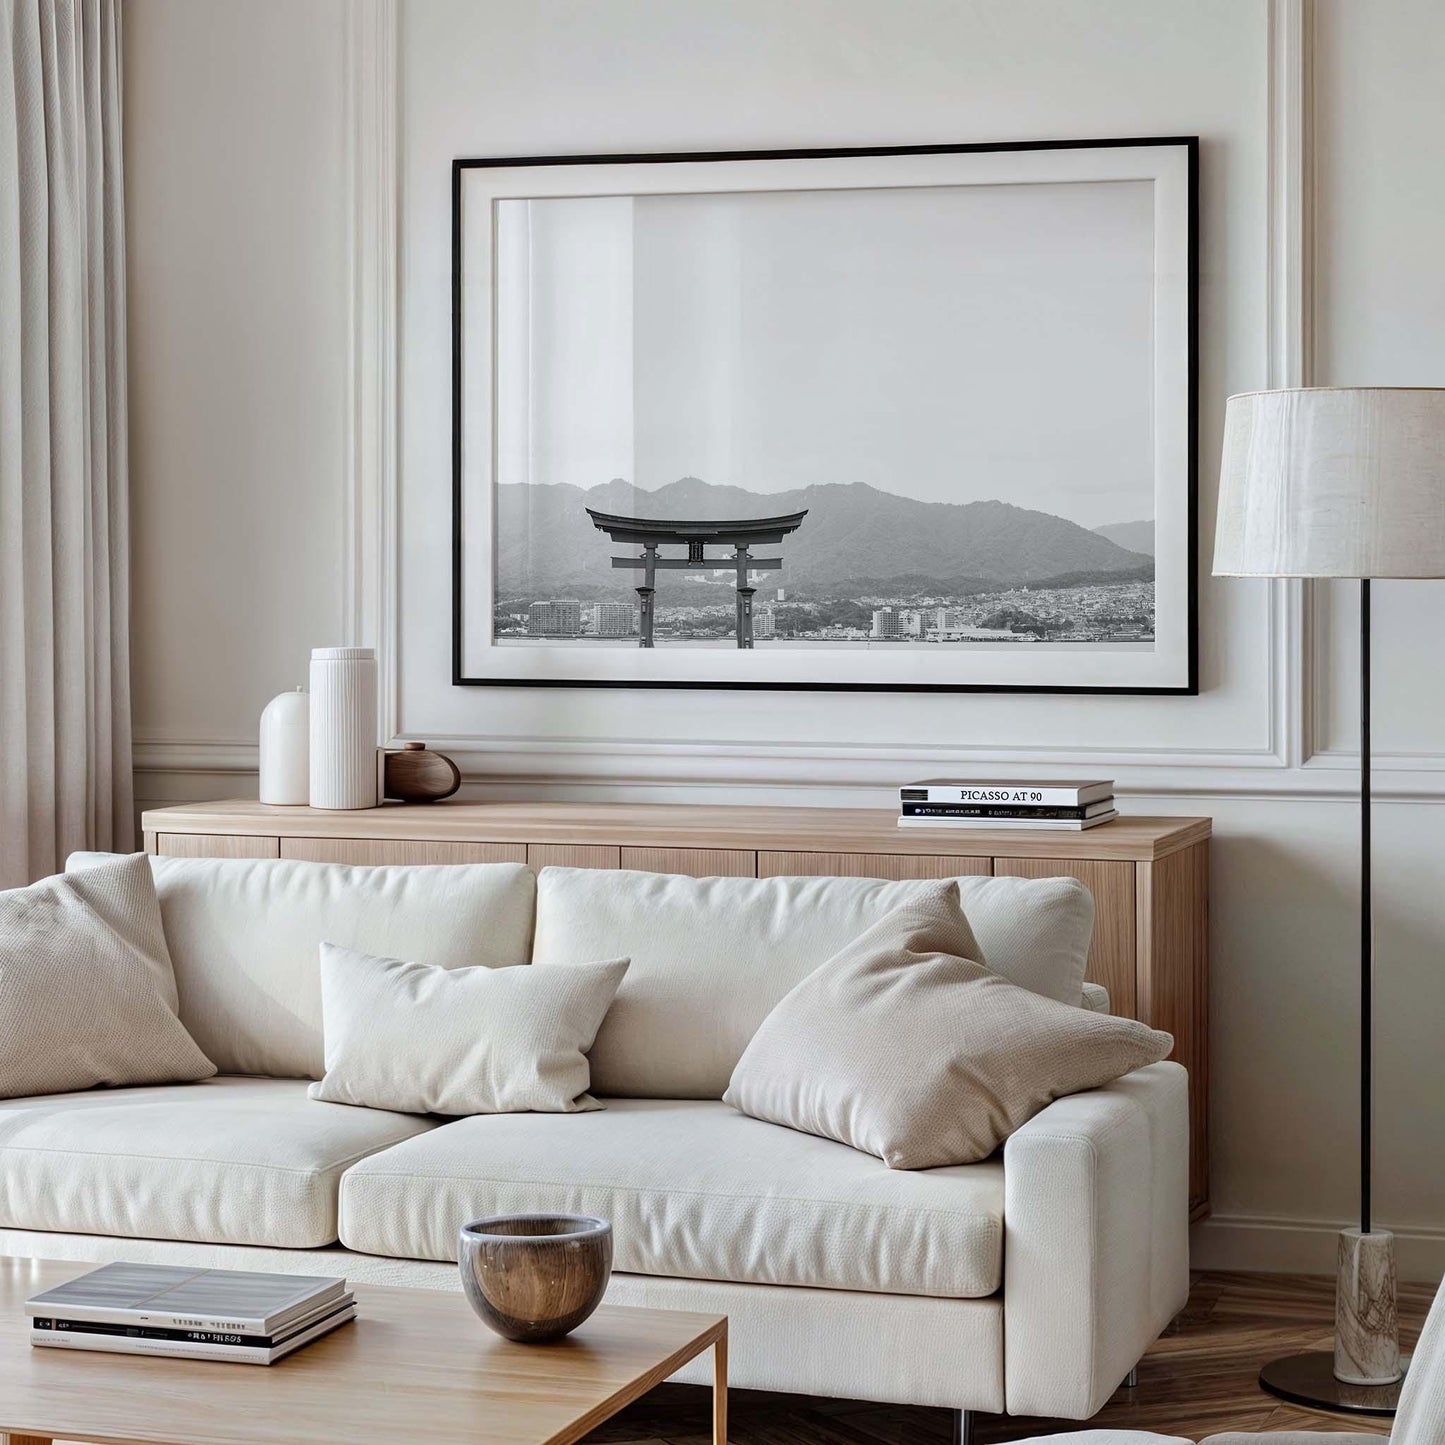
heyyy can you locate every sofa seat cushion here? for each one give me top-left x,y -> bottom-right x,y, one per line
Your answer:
0,1076 -> 437,1248
339,1098 -> 1003,1298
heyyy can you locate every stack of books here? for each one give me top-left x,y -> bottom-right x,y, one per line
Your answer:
28,1262 -> 355,1365
898,778 -> 1118,831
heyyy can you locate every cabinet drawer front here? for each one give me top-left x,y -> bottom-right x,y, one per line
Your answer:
758,851 -> 990,880
619,847 -> 755,878
280,838 -> 527,866
993,857 -> 1136,1016
527,844 -> 621,871
155,833 -> 279,859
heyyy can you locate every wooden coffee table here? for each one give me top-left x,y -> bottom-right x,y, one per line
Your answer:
0,1257 -> 727,1445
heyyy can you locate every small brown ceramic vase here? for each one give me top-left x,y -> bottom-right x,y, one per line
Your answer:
382,741 -> 461,802
458,1214 -> 612,1343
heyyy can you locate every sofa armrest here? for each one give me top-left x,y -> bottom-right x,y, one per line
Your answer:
1003,1060 -> 1191,1419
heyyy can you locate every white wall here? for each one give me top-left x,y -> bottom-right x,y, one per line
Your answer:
126,0 -> 1445,1276
125,0 -> 350,799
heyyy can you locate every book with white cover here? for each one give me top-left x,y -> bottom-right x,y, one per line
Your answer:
901,800 -> 1116,822
901,779 -> 1114,807
26,1262 -> 346,1335
898,810 -> 1119,832
31,1302 -> 356,1365
32,1292 -> 354,1349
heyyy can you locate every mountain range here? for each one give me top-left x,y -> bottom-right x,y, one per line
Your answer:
496,478 -> 1152,598
1092,519 -> 1155,556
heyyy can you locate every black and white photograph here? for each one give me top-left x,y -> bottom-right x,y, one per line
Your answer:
455,141 -> 1196,691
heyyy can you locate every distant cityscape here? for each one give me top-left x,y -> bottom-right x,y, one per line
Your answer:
497,577 -> 1154,646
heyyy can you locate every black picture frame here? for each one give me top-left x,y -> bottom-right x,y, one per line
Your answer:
453,137 -> 1198,695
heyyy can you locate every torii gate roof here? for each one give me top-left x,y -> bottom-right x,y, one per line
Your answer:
585,509 -> 808,547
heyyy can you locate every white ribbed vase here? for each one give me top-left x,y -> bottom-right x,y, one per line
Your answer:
308,647 -> 378,810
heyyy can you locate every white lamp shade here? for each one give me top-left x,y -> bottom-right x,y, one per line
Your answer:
1214,388 -> 1445,578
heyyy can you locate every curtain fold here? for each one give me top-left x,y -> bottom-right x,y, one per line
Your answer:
1,0 -> 132,888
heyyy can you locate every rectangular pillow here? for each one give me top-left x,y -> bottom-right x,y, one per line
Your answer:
531,867 -> 1093,1098
67,854 -> 536,1080
724,881 -> 1173,1168
309,944 -> 627,1115
0,855 -> 215,1098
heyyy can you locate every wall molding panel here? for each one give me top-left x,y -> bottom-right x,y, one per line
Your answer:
343,0 -> 400,743
141,0 -> 1338,803
123,0 -> 1435,809
132,733 -> 1445,804
1265,0 -> 1315,772
135,0 -> 1445,806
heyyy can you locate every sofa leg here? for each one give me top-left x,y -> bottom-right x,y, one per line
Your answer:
950,1409 -> 973,1445
1124,1366 -> 1139,1389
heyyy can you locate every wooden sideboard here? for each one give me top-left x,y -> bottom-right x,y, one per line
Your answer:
142,799 -> 1211,1218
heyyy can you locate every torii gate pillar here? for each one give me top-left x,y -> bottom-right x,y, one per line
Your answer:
733,545 -> 756,649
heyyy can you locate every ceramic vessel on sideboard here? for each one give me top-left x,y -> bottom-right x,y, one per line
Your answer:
308,647 -> 377,810
258,688 -> 310,805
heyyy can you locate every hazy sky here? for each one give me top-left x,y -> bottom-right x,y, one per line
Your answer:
497,179 -> 1156,530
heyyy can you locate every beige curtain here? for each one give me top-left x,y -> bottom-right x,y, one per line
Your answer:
1,0 -> 132,888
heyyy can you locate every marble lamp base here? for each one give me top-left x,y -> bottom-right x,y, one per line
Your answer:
1259,1229 -> 1405,1416
1336,1229 -> 1403,1386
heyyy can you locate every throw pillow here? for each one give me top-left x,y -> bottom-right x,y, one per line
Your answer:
308,943 -> 628,1115
0,854 -> 217,1099
723,881 -> 1172,1168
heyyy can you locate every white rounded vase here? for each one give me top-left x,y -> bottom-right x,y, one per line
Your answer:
258,687 -> 310,805
309,646 -> 378,810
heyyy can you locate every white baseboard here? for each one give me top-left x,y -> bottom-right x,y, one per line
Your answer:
1192,1213 -> 1445,1282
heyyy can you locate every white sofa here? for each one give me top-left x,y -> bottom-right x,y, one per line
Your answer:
0,854 -> 1190,1427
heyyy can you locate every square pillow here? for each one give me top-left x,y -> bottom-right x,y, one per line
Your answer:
0,854 -> 216,1099
308,943 -> 628,1115
723,881 -> 1172,1169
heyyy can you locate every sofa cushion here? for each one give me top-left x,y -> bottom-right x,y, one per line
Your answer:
338,1097 -> 1003,1298
725,882 -> 1172,1168
309,944 -> 628,1115
0,1076 -> 436,1247
68,853 -> 536,1079
532,867 -> 1094,1097
0,854 -> 216,1098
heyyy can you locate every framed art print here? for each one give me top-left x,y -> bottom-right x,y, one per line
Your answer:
454,138 -> 1197,693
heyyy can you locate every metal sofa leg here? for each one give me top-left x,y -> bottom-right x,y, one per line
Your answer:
1124,1366 -> 1139,1388
951,1409 -> 973,1445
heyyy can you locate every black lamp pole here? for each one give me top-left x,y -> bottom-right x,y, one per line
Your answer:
1258,576 -> 1403,1416
1360,578 -> 1372,1238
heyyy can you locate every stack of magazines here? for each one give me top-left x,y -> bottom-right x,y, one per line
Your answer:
898,778 -> 1118,831
28,1262 -> 355,1365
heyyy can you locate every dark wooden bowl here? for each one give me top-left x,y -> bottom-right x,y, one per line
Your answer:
458,1214 -> 613,1343
383,742 -> 461,802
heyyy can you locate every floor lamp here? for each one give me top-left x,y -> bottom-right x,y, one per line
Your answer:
1214,387 -> 1445,1415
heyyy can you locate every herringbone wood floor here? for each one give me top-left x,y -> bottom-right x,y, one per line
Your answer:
584,1271 -> 1435,1444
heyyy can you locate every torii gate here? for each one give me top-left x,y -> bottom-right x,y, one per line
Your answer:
585,508 -> 808,648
